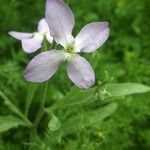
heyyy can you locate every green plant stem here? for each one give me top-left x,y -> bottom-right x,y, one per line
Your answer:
42,36 -> 47,51
0,90 -> 32,127
25,84 -> 38,117
33,81 -> 48,132
33,36 -> 50,131
32,38 -> 52,140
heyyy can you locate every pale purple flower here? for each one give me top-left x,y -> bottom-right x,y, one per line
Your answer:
24,0 -> 110,89
9,18 -> 53,53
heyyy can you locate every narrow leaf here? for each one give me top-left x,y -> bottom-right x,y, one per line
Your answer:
51,86 -> 96,109
107,83 -> 150,97
0,116 -> 26,133
0,90 -> 32,126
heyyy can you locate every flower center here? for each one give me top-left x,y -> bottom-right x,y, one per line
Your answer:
65,44 -> 75,54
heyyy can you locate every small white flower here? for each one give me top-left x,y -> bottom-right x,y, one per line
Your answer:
9,18 -> 53,53
24,0 -> 110,89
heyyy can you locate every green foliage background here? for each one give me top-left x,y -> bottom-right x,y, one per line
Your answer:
0,0 -> 150,149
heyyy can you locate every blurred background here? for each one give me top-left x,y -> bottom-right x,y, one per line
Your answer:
0,0 -> 150,149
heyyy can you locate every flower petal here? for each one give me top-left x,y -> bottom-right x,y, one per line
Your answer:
24,50 -> 65,82
45,0 -> 75,47
67,55 -> 95,89
8,31 -> 33,40
75,22 -> 110,53
38,18 -> 53,43
21,37 -> 43,53
46,33 -> 53,43
38,18 -> 50,33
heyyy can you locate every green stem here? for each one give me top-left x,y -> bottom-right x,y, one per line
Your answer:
33,36 -> 50,132
32,38 -> 52,140
25,84 -> 38,117
0,90 -> 32,127
42,35 -> 48,51
33,82 -> 48,132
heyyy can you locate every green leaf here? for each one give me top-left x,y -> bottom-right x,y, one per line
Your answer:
61,103 -> 118,135
107,83 -> 150,97
51,86 -> 96,109
0,116 -> 26,133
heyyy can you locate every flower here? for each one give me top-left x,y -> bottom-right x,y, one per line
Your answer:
9,18 -> 53,53
24,0 -> 110,89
